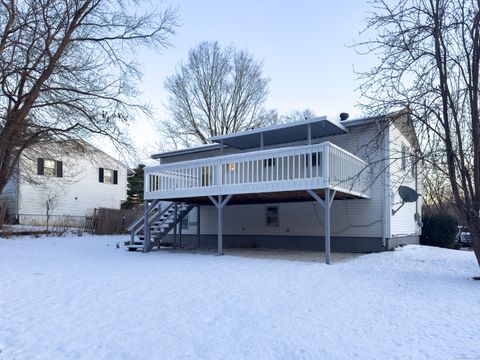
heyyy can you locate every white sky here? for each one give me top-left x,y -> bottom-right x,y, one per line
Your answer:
114,0 -> 377,165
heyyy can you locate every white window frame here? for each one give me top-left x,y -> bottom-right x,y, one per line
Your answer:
44,159 -> 56,177
104,168 -> 114,184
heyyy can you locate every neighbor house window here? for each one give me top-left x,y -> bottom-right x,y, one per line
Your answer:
37,158 -> 63,178
401,144 -> 407,171
266,206 -> 279,227
99,167 -> 118,184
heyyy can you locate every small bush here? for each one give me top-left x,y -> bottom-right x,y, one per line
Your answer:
421,214 -> 458,248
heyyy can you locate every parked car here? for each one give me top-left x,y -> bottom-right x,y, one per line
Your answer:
456,226 -> 472,246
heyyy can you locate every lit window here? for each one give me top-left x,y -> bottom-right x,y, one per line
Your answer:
226,163 -> 236,171
266,206 -> 279,227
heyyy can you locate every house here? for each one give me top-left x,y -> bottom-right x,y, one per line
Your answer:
130,111 -> 422,263
0,140 -> 128,226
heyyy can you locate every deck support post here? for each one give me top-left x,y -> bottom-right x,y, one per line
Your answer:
173,202 -> 178,249
197,204 -> 201,248
143,201 -> 150,253
307,189 -> 336,264
179,214 -> 183,248
208,194 -> 233,256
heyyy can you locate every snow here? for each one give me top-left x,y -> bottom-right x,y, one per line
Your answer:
1,235 -> 479,360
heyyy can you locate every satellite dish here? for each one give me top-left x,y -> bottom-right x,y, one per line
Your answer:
392,186 -> 421,215
399,186 -> 419,203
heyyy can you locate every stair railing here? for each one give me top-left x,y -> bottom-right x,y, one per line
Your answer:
128,199 -> 162,244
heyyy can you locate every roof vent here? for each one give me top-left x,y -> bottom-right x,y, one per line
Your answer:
340,112 -> 349,121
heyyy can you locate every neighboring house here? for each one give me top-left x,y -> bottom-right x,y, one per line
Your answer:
131,111 -> 422,262
0,140 -> 128,226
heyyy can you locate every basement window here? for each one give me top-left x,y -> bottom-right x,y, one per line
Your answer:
266,206 -> 279,227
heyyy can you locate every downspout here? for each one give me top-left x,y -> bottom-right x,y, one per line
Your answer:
382,126 -> 390,248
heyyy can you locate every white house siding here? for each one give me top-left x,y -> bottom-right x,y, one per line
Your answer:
388,123 -> 422,238
178,122 -> 389,242
18,146 -> 127,226
0,170 -> 18,219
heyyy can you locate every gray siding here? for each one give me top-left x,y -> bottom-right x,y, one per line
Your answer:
158,118 -> 422,251
163,234 -> 385,253
178,123 -> 389,241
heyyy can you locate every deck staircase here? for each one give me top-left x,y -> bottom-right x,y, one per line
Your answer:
125,200 -> 194,252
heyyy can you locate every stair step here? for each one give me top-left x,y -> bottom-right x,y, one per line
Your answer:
126,202 -> 195,254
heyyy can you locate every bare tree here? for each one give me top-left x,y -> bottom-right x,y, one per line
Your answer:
42,185 -> 63,232
356,0 -> 480,267
0,0 -> 178,194
159,41 -> 276,148
280,109 -> 316,123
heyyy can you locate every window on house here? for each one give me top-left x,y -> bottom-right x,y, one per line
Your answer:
37,158 -> 63,178
226,163 -> 236,172
181,216 -> 189,230
44,159 -> 55,176
401,144 -> 407,171
266,206 -> 279,227
306,152 -> 321,167
263,158 -> 276,167
411,154 -> 417,178
104,169 -> 113,183
99,167 -> 118,184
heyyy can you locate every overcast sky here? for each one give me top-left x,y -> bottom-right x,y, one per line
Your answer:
125,0 -> 376,164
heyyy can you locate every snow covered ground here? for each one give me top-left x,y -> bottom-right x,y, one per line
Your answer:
0,234 -> 479,360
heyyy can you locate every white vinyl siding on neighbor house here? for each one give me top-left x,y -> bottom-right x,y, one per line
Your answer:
176,123 -> 389,239
17,146 -> 127,225
389,124 -> 422,237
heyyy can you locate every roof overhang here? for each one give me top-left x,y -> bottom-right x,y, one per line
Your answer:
151,143 -> 222,160
209,117 -> 348,149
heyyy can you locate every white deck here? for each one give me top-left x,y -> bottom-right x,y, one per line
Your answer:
144,141 -> 370,201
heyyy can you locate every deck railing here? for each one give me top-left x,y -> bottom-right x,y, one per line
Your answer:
144,141 -> 369,200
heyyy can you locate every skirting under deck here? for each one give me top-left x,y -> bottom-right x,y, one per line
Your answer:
160,234 -> 419,253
